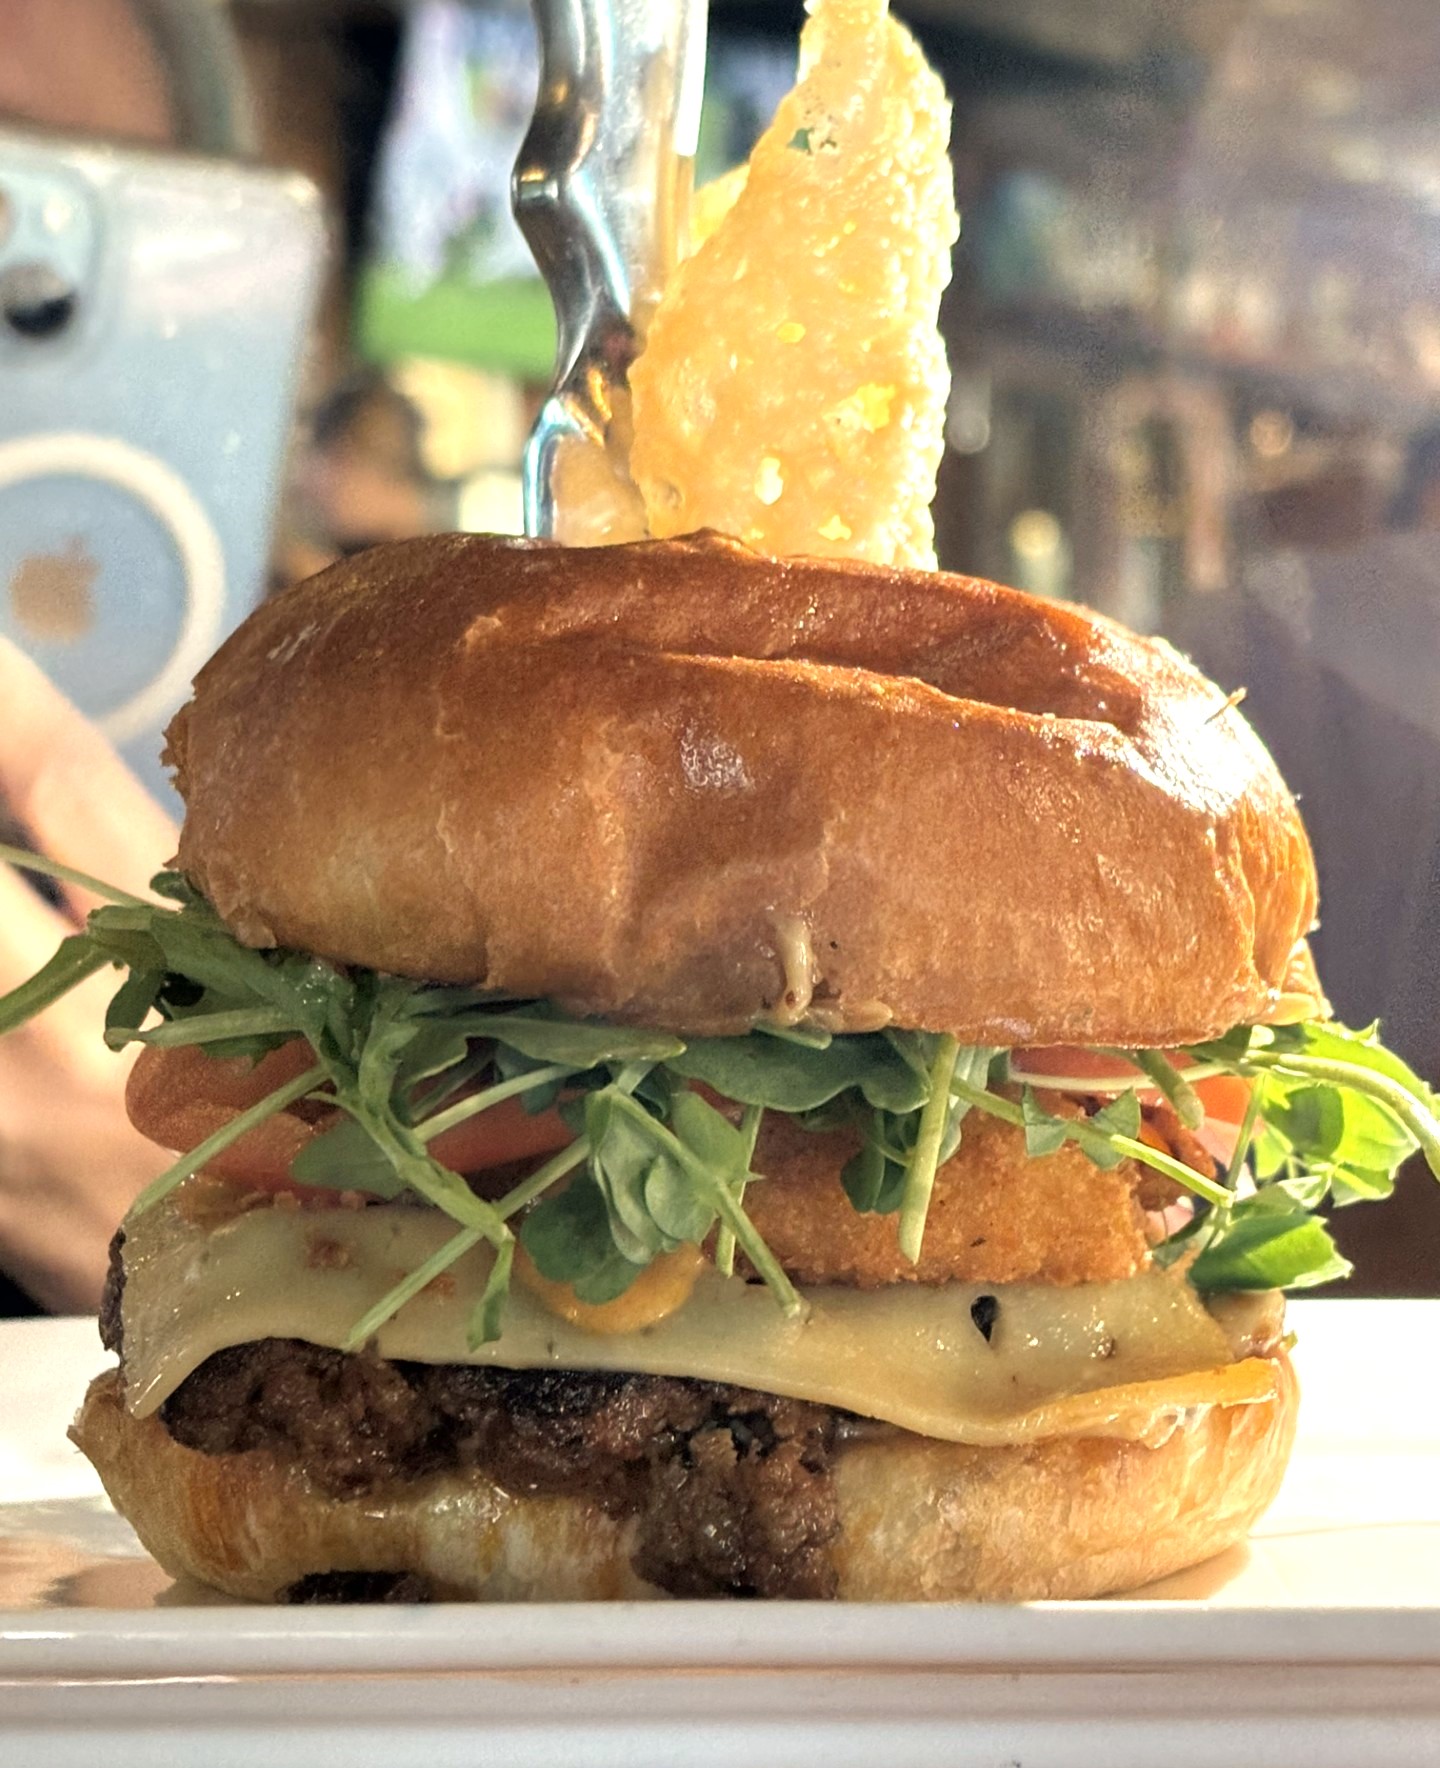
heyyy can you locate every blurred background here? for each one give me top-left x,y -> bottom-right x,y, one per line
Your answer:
2,0 -> 1438,1292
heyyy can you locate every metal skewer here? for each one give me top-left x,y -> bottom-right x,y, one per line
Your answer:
514,0 -> 707,542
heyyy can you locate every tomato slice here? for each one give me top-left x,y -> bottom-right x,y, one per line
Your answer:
1190,1072 -> 1252,1126
426,1095 -> 573,1172
1010,1046 -> 1175,1090
1013,1048 -> 1253,1168
1188,1073 -> 1253,1167
125,1040 -> 335,1191
1012,1048 -> 1250,1107
126,1040 -> 571,1196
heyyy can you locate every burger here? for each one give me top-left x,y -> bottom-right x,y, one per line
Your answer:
7,528 -> 1433,1601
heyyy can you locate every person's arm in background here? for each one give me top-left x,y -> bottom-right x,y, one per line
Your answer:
0,0 -> 172,143
0,638 -> 177,1312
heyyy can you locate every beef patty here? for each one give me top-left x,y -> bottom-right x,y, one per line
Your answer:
102,1225 -> 857,1598
157,1341 -> 846,1599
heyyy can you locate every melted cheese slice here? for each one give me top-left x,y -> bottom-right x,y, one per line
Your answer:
118,1198 -> 1278,1445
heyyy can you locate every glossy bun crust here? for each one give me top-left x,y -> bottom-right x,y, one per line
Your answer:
74,1355 -> 1296,1602
167,533 -> 1318,1044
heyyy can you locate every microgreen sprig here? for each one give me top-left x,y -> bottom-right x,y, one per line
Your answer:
898,1035 -> 960,1262
948,1077 -> 1232,1206
3,840 -> 1438,1333
0,842 -> 155,910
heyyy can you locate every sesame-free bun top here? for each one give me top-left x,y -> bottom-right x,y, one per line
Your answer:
166,532 -> 1319,1044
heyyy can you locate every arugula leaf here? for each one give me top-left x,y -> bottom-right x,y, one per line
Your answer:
593,1089 -> 800,1314
952,1044 -> 1001,1094
841,1133 -> 892,1213
119,1008 -> 296,1051
0,934 -> 109,1034
521,1169 -> 648,1303
490,1040 -> 572,1113
655,1089 -> 759,1243
571,1251 -> 651,1306
93,901 -> 335,1044
148,870 -> 196,905
884,1028 -> 943,1081
1022,1088 -> 1138,1168
1020,1088 -> 1071,1158
1329,1166 -> 1397,1206
8,838 -> 1440,1328
644,1157 -> 716,1245
586,1089 -> 678,1261
669,1090 -> 751,1185
670,1031 -> 928,1113
1270,1020 -> 1432,1092
1265,1165 -> 1333,1210
289,1116 -> 406,1198
1074,1092 -> 1143,1170
627,1063 -> 677,1119
1256,1082 -> 1345,1166
104,967 -> 165,1047
983,1082 -> 1230,1204
580,1087 -> 758,1267
467,1009 -> 684,1069
1189,1199 -> 1352,1291
1195,1021 -> 1440,1179
390,1020 -> 476,1092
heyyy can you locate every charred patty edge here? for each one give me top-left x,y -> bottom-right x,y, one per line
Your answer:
150,1337 -> 854,1600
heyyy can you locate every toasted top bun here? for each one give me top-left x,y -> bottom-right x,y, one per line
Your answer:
166,533 -> 1318,1043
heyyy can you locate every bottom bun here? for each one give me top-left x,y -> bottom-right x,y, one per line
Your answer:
73,1355 -> 1297,1602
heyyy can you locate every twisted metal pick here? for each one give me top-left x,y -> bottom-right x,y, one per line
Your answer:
514,0 -> 706,542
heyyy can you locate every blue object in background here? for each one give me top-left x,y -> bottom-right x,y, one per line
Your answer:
0,129 -> 323,806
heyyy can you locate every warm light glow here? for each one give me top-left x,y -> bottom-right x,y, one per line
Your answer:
1250,410 -> 1295,458
1010,508 -> 1063,560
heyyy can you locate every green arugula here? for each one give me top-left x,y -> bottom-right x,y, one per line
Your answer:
667,1030 -> 930,1113
3,842 -> 1439,1343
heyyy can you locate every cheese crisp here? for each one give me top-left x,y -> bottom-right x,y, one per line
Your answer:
629,0 -> 959,569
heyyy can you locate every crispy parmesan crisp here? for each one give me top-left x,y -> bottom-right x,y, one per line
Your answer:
628,0 -> 958,569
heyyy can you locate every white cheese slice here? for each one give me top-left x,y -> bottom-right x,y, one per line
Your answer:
117,1196 -> 1277,1444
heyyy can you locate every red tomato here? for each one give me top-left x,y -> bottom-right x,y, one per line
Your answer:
1011,1047 -> 1173,1089
427,1094 -> 573,1171
126,1040 -> 571,1196
1013,1049 -> 1250,1110
1189,1073 -> 1253,1167
1191,1073 -> 1252,1126
126,1040 -> 334,1191
1014,1048 -> 1253,1167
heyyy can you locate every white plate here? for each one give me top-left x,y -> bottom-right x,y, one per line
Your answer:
4,1303 -> 1440,1766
